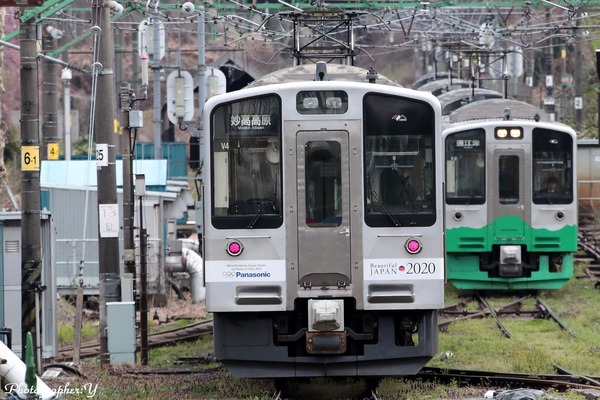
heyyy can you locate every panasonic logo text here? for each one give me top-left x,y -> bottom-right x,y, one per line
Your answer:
236,271 -> 271,278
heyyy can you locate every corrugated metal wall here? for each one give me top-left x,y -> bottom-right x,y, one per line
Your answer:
47,186 -> 165,297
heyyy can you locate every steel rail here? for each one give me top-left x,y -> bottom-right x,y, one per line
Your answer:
53,319 -> 213,362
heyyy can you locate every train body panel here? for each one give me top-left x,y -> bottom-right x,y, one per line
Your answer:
203,67 -> 445,378
576,141 -> 600,220
444,117 -> 577,291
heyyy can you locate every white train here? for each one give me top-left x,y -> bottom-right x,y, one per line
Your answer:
202,62 -> 445,379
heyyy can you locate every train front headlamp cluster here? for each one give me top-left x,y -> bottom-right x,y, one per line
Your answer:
495,127 -> 523,139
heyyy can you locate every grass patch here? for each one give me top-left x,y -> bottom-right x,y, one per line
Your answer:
147,334 -> 213,366
57,321 -> 98,346
50,263 -> 598,399
432,262 -> 600,377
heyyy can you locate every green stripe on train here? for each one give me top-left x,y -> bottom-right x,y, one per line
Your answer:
446,216 -> 577,290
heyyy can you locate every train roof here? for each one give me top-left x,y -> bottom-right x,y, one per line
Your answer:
437,88 -> 504,115
446,98 -> 550,123
246,64 -> 401,88
412,72 -> 459,89
418,78 -> 472,96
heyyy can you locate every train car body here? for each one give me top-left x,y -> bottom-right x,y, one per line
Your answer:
202,63 -> 445,378
443,99 -> 578,291
576,139 -> 600,222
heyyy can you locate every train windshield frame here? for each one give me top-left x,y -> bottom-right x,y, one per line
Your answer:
209,94 -> 283,229
444,129 -> 486,205
532,128 -> 574,205
363,93 -> 437,227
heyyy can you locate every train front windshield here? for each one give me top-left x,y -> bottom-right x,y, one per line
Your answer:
363,94 -> 437,227
210,95 -> 283,229
532,128 -> 574,205
445,129 -> 486,205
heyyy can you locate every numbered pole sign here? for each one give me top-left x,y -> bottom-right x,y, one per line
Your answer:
96,143 -> 109,167
48,143 -> 60,160
21,146 -> 40,171
99,204 -> 120,238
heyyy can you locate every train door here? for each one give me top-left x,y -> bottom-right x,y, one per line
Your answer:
296,131 -> 351,287
491,149 -> 526,239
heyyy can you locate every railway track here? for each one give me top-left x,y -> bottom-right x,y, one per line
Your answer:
577,227 -> 600,286
415,366 -> 600,393
53,319 -> 213,363
439,294 -> 577,339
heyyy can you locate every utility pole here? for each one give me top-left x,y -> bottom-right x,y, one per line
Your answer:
42,26 -> 60,160
544,10 -> 555,122
194,8 -> 206,175
20,15 -> 42,373
151,18 -> 163,160
121,82 -> 136,297
137,175 -> 148,365
574,13 -> 583,133
62,68 -> 72,160
94,0 -> 121,365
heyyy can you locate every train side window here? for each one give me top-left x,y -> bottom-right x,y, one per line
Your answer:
445,129 -> 486,205
210,95 -> 283,229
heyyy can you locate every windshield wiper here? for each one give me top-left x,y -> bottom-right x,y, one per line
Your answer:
367,183 -> 401,227
247,198 -> 277,229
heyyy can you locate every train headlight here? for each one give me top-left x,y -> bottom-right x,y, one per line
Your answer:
509,128 -> 523,138
495,127 -> 523,139
405,238 -> 422,254
226,240 -> 244,256
303,97 -> 319,109
496,128 -> 508,138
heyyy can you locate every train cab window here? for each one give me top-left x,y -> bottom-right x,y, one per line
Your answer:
305,141 -> 342,227
363,94 -> 436,227
532,128 -> 574,205
210,95 -> 283,229
445,129 -> 485,205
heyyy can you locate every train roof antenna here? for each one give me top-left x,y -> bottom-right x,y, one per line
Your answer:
367,67 -> 378,83
315,61 -> 328,81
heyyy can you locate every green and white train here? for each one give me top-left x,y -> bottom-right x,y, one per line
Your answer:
442,98 -> 578,291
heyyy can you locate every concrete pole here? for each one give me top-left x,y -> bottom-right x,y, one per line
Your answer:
42,29 -> 60,160
195,8 -> 206,173
152,18 -> 162,160
544,10 -> 555,121
62,68 -> 72,160
120,82 -> 136,320
94,0 -> 121,365
19,16 -> 42,373
574,14 -> 582,133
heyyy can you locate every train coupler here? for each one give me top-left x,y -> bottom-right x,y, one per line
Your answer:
305,299 -> 346,354
306,331 -> 347,354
